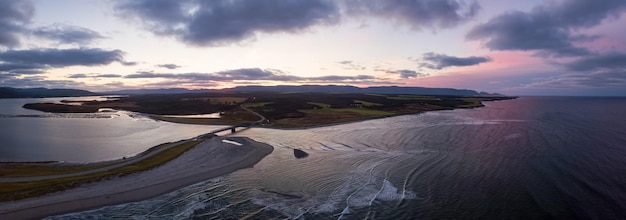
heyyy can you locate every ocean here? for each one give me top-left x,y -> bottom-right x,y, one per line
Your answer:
35,96 -> 626,219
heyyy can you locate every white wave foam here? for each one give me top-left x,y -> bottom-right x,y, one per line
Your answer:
250,176 -> 417,218
504,133 -> 523,140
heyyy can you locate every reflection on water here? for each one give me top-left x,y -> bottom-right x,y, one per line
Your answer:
0,97 -> 222,162
36,97 -> 626,218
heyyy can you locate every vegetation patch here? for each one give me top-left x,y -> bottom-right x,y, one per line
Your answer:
387,95 -> 440,101
242,102 -> 273,108
457,98 -> 485,108
353,100 -> 382,107
0,140 -> 201,202
273,108 -> 394,128
307,102 -> 331,108
0,161 -> 121,178
182,97 -> 247,104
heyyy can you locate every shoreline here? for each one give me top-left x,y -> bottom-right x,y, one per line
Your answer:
0,137 -> 273,219
257,104 -> 485,130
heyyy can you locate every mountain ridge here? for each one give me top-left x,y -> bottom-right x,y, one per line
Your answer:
107,85 -> 504,96
0,85 -> 504,98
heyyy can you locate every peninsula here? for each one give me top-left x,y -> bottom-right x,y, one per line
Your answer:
0,137 -> 273,219
22,91 -> 515,128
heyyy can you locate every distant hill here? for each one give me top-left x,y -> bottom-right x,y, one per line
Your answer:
0,87 -> 97,98
2,85 -> 502,98
106,85 -> 503,96
226,85 -> 502,96
105,88 -> 212,95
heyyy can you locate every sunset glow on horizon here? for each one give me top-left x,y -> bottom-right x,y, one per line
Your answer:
1,0 -> 626,96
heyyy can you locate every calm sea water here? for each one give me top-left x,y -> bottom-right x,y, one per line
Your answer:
0,97 -> 221,162
34,97 -> 626,219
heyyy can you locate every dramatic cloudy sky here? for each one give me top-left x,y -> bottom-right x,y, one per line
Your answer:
1,0 -> 626,96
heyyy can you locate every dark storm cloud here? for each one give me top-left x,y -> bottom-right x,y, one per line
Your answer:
115,0 -> 478,46
32,24 -> 104,45
384,69 -> 427,79
0,0 -> 34,47
115,0 -> 340,46
467,0 -> 626,57
419,52 -> 491,69
346,0 -> 480,29
565,52 -> 626,71
0,48 -> 131,67
157,64 -> 181,69
125,68 -> 386,84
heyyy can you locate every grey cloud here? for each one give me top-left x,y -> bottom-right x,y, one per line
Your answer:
7,69 -> 45,75
126,68 -> 298,81
96,74 -> 123,78
121,61 -> 138,66
32,24 -> 104,45
385,69 -> 427,79
306,74 -> 374,81
346,0 -> 480,30
143,79 -> 220,88
0,0 -> 34,47
467,0 -> 626,57
67,73 -> 122,79
157,64 -> 181,69
0,75 -> 86,89
68,73 -> 88,78
0,63 -> 44,72
526,70 -> 626,89
125,71 -> 176,79
216,68 -> 282,79
125,68 -> 386,84
0,48 -> 131,68
337,60 -> 366,71
565,52 -> 626,71
419,52 -> 491,69
115,0 -> 477,46
115,0 -> 340,46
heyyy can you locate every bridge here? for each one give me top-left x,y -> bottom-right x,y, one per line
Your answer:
204,122 -> 253,137
196,106 -> 265,138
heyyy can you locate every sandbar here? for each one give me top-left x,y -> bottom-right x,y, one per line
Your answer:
0,137 -> 273,219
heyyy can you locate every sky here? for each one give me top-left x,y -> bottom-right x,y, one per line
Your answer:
1,0 -> 626,96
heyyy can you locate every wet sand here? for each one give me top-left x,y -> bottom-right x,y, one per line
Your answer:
0,137 -> 273,219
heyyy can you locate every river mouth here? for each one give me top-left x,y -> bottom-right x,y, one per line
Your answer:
0,97 -> 225,163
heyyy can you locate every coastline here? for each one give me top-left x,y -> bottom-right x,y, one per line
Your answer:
259,104 -> 486,130
0,137 -> 273,219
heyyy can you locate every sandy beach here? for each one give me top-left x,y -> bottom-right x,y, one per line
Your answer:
0,137 -> 273,219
